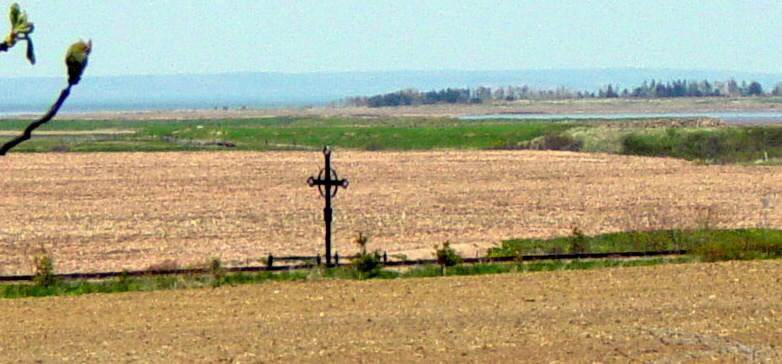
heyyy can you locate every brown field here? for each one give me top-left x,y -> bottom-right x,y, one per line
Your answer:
1,150 -> 781,275
0,260 -> 780,362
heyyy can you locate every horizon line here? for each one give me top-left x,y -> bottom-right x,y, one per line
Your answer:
4,67 -> 782,80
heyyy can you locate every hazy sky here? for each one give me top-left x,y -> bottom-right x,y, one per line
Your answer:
1,0 -> 781,77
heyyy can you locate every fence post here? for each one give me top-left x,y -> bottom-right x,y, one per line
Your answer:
316,254 -> 321,266
383,251 -> 388,265
267,254 -> 274,269
334,252 -> 339,266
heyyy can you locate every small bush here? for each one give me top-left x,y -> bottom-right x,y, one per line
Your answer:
569,226 -> 589,254
32,253 -> 56,287
435,241 -> 463,274
352,232 -> 382,278
542,133 -> 582,151
353,253 -> 382,278
116,270 -> 131,291
208,257 -> 225,286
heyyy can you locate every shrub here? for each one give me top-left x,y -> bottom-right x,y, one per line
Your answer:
32,252 -> 56,287
352,232 -> 382,278
542,133 -> 582,151
353,253 -> 382,278
435,241 -> 463,275
116,270 -> 131,291
208,257 -> 225,286
569,226 -> 589,254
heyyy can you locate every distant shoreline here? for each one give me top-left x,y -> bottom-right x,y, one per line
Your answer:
2,97 -> 782,122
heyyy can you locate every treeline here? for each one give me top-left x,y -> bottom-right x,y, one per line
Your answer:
346,79 -> 782,107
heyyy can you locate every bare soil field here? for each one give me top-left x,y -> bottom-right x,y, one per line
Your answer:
0,260 -> 779,362
1,150 -> 782,275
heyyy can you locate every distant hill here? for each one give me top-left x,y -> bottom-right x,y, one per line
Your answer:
2,68 -> 782,114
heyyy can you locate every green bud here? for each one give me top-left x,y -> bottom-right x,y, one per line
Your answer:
9,3 -> 33,36
65,40 -> 91,85
9,3 -> 19,26
5,3 -> 34,64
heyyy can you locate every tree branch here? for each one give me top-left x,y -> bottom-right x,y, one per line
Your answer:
0,85 -> 72,156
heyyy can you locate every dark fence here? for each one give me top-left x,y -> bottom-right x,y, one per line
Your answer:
0,249 -> 688,282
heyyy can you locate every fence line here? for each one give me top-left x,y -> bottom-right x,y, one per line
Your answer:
0,249 -> 688,282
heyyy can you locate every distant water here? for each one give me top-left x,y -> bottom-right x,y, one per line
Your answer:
0,101 -> 294,117
0,111 -> 36,117
460,111 -> 782,124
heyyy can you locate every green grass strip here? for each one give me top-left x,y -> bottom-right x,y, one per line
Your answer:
0,256 -> 695,299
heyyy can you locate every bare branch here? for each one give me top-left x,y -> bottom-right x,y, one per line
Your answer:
0,85 -> 72,156
1,39 -> 91,156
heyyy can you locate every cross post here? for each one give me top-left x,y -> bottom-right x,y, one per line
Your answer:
307,146 -> 349,267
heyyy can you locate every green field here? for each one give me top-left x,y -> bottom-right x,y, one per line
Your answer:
0,117 -> 575,152
3,116 -> 782,163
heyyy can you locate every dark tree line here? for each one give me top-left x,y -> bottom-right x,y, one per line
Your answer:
346,79 -> 779,108
357,88 -> 475,107
623,79 -> 764,98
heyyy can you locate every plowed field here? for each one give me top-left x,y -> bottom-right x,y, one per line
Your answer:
1,151 -> 781,274
0,260 -> 779,362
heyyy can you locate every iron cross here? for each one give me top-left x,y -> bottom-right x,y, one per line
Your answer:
307,146 -> 349,267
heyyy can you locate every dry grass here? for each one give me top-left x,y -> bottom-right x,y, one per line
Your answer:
1,150 -> 781,274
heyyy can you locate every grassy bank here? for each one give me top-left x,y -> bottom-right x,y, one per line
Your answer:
0,256 -> 691,299
490,228 -> 782,261
4,116 -> 782,163
621,126 -> 782,163
3,228 -> 780,299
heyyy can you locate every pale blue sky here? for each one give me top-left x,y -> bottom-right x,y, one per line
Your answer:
1,0 -> 781,77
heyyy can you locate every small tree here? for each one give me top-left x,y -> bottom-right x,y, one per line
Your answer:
352,232 -> 381,278
208,257 -> 225,287
0,3 -> 91,156
30,246 -> 55,287
747,81 -> 764,97
434,241 -> 462,275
